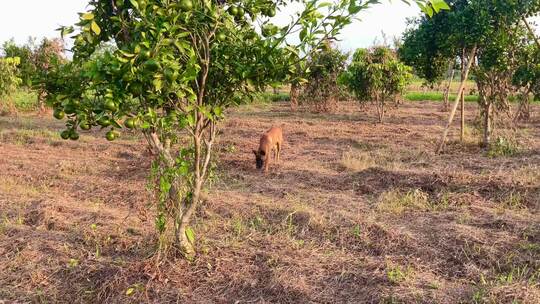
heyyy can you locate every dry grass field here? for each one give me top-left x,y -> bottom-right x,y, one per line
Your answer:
0,101 -> 539,303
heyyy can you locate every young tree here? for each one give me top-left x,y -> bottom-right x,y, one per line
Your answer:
474,23 -> 531,145
0,57 -> 22,97
401,0 -> 540,149
2,38 -> 65,112
513,42 -> 540,121
342,46 -> 412,122
299,41 -> 348,112
42,0 -> 447,259
32,38 -> 66,111
2,39 -> 36,87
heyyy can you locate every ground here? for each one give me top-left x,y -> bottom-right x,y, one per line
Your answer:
0,101 -> 539,303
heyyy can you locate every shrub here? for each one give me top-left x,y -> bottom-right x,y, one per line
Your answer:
487,136 -> 520,157
299,41 -> 348,113
341,46 -> 412,122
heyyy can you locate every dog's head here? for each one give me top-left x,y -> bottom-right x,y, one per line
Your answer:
252,150 -> 265,169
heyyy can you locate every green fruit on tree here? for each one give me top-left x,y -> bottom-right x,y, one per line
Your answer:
144,59 -> 161,72
98,117 -> 112,127
64,105 -> 76,114
265,8 -> 276,17
104,100 -> 118,112
180,0 -> 193,11
69,132 -> 80,141
130,83 -> 143,95
246,31 -> 256,40
164,69 -> 177,82
262,25 -> 273,37
53,109 -> 65,120
79,122 -> 91,130
228,6 -> 239,16
106,130 -> 117,141
124,118 -> 136,129
140,50 -> 151,60
236,7 -> 245,16
60,130 -> 70,140
217,32 -> 227,42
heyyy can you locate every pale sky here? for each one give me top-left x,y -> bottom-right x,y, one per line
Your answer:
0,1 -> 537,52
0,0 -> 423,51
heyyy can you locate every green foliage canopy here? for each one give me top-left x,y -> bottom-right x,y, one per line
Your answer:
342,46 -> 412,121
0,57 -> 22,98
40,0 -> 449,256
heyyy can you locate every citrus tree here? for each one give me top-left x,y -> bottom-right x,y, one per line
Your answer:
512,42 -> 539,121
399,0 -> 540,147
399,15 -> 455,110
2,39 -> 36,87
342,46 -> 412,122
42,0 -> 447,259
0,57 -> 21,99
299,40 -> 348,112
2,38 -> 65,111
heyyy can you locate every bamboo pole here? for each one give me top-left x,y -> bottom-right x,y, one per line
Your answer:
523,17 -> 540,49
460,88 -> 465,141
460,51 -> 466,142
436,46 -> 477,153
442,61 -> 455,111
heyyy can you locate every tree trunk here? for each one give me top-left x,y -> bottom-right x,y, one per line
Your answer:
460,50 -> 466,142
514,89 -> 531,122
290,83 -> 299,111
177,184 -> 200,257
376,97 -> 384,123
38,90 -> 47,114
482,99 -> 492,148
442,61 -> 455,111
523,17 -> 540,49
437,46 -> 477,153
460,90 -> 465,141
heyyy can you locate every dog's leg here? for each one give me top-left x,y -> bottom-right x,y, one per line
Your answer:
264,154 -> 270,173
276,142 -> 280,163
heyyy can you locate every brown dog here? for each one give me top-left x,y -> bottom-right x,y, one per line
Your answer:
253,126 -> 283,173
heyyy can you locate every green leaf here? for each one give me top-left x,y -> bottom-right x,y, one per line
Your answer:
91,21 -> 101,35
431,0 -> 450,11
126,288 -> 135,296
185,227 -> 195,244
81,13 -> 95,20
318,2 -> 332,8
348,4 -> 362,15
299,28 -> 307,41
58,26 -> 75,39
213,106 -> 223,117
129,0 -> 139,10
153,78 -> 163,91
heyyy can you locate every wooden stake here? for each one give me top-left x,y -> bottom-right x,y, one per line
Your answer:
523,17 -> 540,49
460,52 -> 466,142
460,87 -> 465,141
436,46 -> 477,153
442,60 -> 455,111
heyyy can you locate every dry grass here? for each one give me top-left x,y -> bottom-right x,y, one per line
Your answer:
0,102 -> 539,303
376,189 -> 431,214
